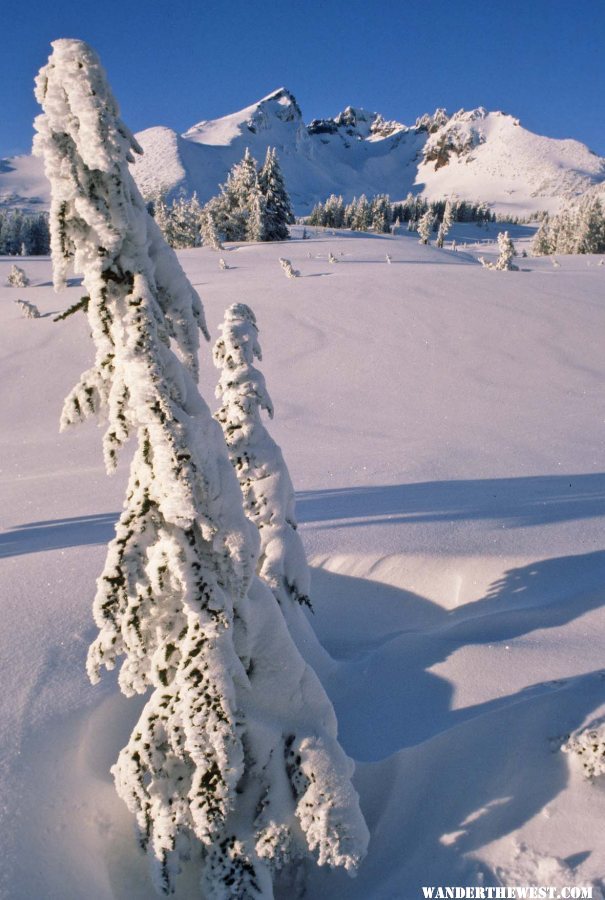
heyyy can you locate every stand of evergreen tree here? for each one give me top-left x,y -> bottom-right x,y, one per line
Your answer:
307,192 -> 495,233
147,149 -> 294,249
203,148 -> 294,245
531,195 -> 605,256
0,209 -> 50,255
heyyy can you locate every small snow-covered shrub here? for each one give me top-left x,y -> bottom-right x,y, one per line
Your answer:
562,723 -> 605,779
480,232 -> 519,271
219,257 -> 229,270
494,231 -> 518,270
279,257 -> 300,278
7,264 -> 29,287
14,299 -> 40,318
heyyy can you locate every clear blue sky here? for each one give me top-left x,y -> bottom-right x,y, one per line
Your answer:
2,0 -> 604,157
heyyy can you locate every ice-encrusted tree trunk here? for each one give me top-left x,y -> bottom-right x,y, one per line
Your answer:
34,38 -> 368,898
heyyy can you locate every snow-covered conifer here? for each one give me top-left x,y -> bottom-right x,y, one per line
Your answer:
350,195 -> 371,232
35,38 -> 367,896
206,149 -> 269,244
213,303 -> 318,626
531,217 -> 552,256
200,206 -> 224,251
279,257 -> 300,278
258,148 -> 293,241
436,224 -> 446,248
328,251 -> 337,264
219,257 -> 229,270
442,197 -> 457,235
14,298 -> 40,318
494,230 -> 518,270
385,253 -> 392,264
370,195 -> 391,234
7,264 -> 29,287
417,210 -> 435,245
169,194 -> 203,249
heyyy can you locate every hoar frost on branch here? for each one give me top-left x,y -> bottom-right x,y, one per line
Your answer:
34,38 -> 367,898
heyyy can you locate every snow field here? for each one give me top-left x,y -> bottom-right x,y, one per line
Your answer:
1,227 -> 605,897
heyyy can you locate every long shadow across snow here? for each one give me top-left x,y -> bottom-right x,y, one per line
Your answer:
304,549 -> 605,896
297,472 -> 605,530
0,513 -> 118,558
3,472 -> 604,558
312,549 -> 605,760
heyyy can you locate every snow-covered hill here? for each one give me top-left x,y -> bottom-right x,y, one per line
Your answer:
2,226 -> 605,898
2,89 -> 604,216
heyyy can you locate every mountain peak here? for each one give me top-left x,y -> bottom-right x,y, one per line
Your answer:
258,87 -> 301,111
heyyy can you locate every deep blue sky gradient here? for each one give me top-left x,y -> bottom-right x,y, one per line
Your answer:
2,0 -> 604,157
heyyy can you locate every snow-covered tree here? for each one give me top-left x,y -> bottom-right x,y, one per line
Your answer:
7,264 -> 29,287
200,206 -> 224,251
213,304 -> 330,665
494,230 -> 518,270
417,210 -> 435,245
35,38 -> 367,897
279,257 -> 299,278
350,195 -> 371,232
14,298 -> 40,318
442,197 -> 457,235
531,216 -> 552,256
258,148 -> 293,241
169,194 -> 203,249
370,195 -> 391,234
529,196 -> 605,257
204,149 -> 270,244
436,224 -> 446,248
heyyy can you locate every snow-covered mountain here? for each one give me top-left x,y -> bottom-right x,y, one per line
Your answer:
2,88 -> 604,216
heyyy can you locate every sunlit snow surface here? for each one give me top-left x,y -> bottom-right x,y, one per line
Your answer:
1,224 -> 605,899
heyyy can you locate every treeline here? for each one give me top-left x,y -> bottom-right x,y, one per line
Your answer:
148,146 -> 294,249
307,192 -> 495,232
532,195 -> 605,255
0,209 -> 50,255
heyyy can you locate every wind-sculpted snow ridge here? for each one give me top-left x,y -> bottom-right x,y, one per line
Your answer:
33,38 -> 367,898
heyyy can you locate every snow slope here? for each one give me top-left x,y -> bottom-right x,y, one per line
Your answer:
417,109 -> 605,218
2,89 -> 604,216
1,227 -> 605,898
